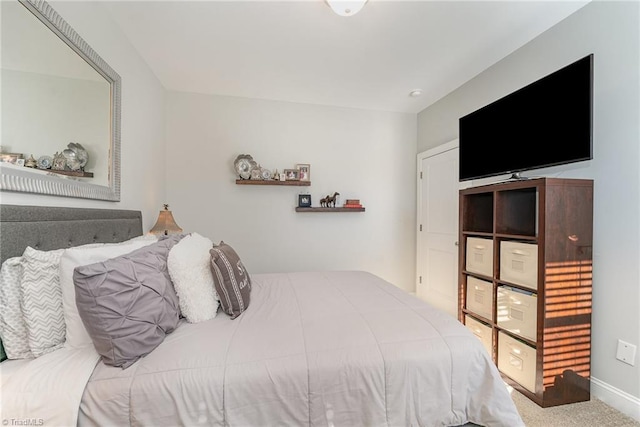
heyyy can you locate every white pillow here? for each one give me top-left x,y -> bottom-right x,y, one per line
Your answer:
168,233 -> 219,323
0,257 -> 32,359
20,247 -> 65,357
59,236 -> 159,349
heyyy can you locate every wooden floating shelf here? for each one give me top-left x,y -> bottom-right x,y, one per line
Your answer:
295,207 -> 365,213
45,169 -> 94,178
235,179 -> 310,186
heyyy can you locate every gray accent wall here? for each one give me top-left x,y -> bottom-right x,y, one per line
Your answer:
417,0 -> 639,415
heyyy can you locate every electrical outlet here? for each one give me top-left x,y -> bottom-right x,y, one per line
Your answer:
616,340 -> 637,366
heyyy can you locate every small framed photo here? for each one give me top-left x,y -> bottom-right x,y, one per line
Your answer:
284,169 -> 299,181
297,164 -> 310,182
0,153 -> 22,164
15,158 -> 25,167
298,194 -> 312,208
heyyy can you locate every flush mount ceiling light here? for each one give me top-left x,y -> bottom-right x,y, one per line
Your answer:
325,0 -> 369,17
409,89 -> 423,97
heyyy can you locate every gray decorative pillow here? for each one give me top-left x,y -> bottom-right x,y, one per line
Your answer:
0,257 -> 32,359
209,242 -> 251,319
20,247 -> 65,357
73,234 -> 184,368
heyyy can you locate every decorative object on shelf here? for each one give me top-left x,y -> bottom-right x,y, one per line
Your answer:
296,164 -> 310,182
36,155 -> 52,170
284,169 -> 299,181
272,169 -> 279,180
233,154 -> 257,180
279,173 -> 286,182
15,158 -> 25,167
344,199 -> 363,208
298,194 -> 312,208
63,142 -> 89,171
52,152 -> 67,170
260,167 -> 272,180
24,155 -> 37,168
0,153 -> 23,164
320,192 -> 340,208
250,168 -> 262,180
149,204 -> 183,236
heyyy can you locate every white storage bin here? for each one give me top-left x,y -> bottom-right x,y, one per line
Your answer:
498,331 -> 537,393
466,237 -> 493,277
465,315 -> 493,357
466,277 -> 493,320
500,241 -> 538,290
497,286 -> 537,341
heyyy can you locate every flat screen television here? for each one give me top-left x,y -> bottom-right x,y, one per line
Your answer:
458,54 -> 593,182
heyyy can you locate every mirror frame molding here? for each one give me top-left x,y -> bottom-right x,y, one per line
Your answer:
0,0 -> 121,201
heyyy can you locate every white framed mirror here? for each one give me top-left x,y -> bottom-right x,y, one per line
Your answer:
0,0 -> 121,201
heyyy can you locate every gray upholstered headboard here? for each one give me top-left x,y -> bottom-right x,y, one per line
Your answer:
0,204 -> 143,360
0,204 -> 143,264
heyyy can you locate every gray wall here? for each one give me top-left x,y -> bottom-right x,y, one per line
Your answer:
165,91 -> 417,291
417,0 -> 639,413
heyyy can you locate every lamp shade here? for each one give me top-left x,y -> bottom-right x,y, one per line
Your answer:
325,0 -> 368,16
149,204 -> 183,236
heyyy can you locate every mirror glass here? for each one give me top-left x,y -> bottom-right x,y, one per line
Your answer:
0,0 -> 121,201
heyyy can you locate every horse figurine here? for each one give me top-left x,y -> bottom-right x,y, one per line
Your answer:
320,192 -> 340,208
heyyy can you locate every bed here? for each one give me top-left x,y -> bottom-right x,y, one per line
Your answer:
0,204 -> 524,427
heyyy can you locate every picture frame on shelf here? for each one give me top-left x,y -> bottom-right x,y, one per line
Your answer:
298,194 -> 312,208
297,164 -> 310,182
15,158 -> 25,167
284,169 -> 299,181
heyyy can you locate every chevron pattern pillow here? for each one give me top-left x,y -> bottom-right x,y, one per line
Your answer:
0,257 -> 32,359
20,247 -> 65,357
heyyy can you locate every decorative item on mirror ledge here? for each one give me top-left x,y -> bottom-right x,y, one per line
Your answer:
0,153 -> 23,164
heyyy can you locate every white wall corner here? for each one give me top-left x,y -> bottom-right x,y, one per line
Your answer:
591,377 -> 640,422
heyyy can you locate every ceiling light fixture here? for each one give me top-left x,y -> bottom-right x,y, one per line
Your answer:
409,89 -> 423,97
325,0 -> 368,17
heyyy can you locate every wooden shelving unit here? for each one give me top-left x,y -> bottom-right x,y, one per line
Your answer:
459,177 -> 593,408
235,179 -> 310,186
295,207 -> 365,213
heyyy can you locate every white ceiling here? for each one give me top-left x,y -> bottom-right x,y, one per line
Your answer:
103,0 -> 590,114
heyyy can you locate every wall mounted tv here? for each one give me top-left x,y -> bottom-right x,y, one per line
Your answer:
458,53 -> 593,182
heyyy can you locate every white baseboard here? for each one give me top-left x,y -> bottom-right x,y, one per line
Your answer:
591,376 -> 640,422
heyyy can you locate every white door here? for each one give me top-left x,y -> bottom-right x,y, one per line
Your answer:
416,140 -> 460,317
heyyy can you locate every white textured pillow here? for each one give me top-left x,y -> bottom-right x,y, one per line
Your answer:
0,257 -> 32,359
20,247 -> 65,357
59,237 -> 159,349
168,233 -> 219,323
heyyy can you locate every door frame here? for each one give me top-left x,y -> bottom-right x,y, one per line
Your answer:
415,138 -> 459,294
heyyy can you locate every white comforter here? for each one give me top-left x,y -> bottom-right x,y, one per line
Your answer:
76,271 -> 524,427
0,346 -> 100,426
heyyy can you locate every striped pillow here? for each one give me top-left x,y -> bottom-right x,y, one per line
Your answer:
209,242 -> 251,319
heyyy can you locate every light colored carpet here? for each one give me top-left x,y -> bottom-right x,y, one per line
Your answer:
511,389 -> 640,427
